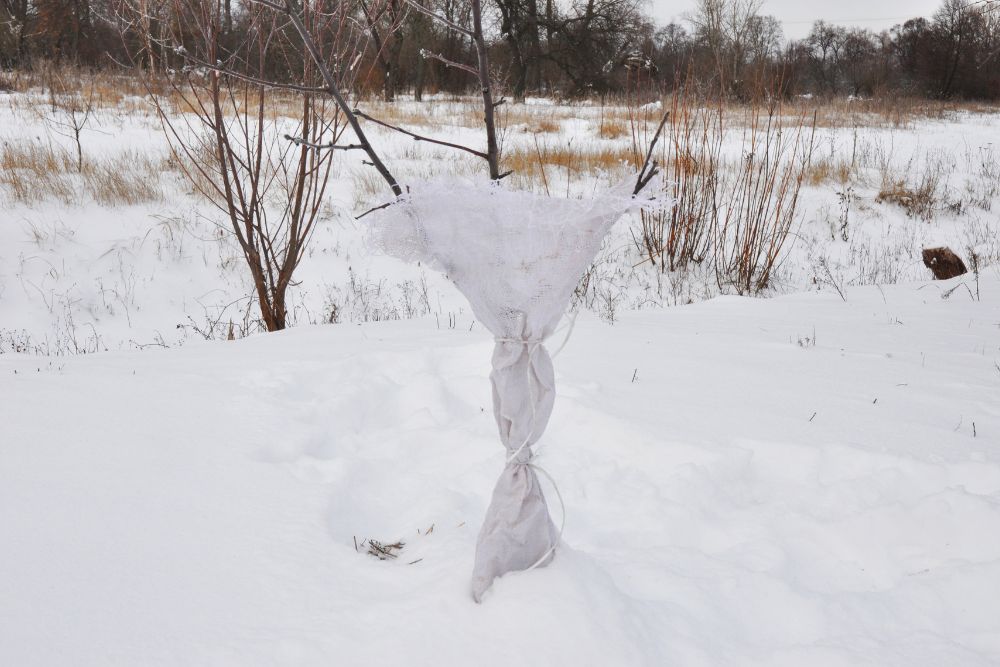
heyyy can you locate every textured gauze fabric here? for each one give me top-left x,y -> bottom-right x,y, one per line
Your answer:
369,178 -> 663,601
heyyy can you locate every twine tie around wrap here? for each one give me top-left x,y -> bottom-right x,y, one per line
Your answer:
497,310 -> 577,465
492,334 -> 567,574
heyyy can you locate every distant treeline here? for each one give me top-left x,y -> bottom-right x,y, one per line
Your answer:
1,0 -> 998,101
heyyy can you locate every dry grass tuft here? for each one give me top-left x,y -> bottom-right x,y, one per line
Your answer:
0,141 -> 77,204
876,180 -> 937,220
526,118 -> 560,134
503,142 -> 633,191
875,154 -> 950,221
597,118 -> 629,139
0,138 -> 166,206
83,152 -> 165,206
351,168 -> 389,210
805,155 -> 856,186
360,101 -> 442,128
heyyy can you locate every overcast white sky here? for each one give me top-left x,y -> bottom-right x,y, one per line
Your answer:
649,0 -> 944,39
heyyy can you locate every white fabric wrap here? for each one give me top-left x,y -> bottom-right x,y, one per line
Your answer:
368,178 -> 665,601
471,327 -> 558,601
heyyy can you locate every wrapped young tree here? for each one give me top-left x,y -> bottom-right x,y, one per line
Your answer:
157,0 -> 667,599
368,177 -> 661,600
353,0 -> 669,599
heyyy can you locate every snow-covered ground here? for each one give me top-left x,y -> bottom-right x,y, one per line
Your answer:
3,91 -> 1000,351
3,89 -> 1000,664
3,276 -> 999,665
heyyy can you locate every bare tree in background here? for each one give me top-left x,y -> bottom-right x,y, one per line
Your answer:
0,0 -> 32,64
542,0 -> 647,95
360,0 -> 408,100
121,0 -> 366,331
40,71 -> 96,171
406,0 -> 432,100
494,0 -> 542,102
689,0 -> 766,97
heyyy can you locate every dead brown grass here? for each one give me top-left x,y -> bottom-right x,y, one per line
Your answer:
351,168 -> 386,210
7,65 -> 999,221
526,118 -> 561,134
83,151 -> 165,206
499,105 -> 582,130
805,155 -> 856,186
876,180 -> 937,219
874,153 -> 951,221
597,118 -> 629,139
503,142 -> 633,190
0,141 -> 77,204
0,138 -> 166,206
779,95 -> 1000,130
359,102 -> 446,128
8,63 -> 1000,132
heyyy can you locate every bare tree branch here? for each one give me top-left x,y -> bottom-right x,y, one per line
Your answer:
283,134 -> 366,151
356,198 -> 400,219
402,0 -> 475,37
419,48 -> 479,75
634,112 -> 669,195
176,51 -> 329,94
247,0 -> 402,196
354,109 -> 489,159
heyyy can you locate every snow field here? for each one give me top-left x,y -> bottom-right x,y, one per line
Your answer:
2,275 -> 999,665
3,91 -> 1000,352
3,87 -> 1000,665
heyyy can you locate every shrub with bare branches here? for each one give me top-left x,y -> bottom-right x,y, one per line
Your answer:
125,0 -> 360,331
713,102 -> 816,294
630,86 -> 815,295
633,85 -> 721,272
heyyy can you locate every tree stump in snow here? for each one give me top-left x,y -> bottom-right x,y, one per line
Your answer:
922,247 -> 967,280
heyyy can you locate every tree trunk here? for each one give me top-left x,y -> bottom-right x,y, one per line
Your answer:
415,55 -> 426,101
383,67 -> 395,101
525,0 -> 541,95
511,47 -> 528,103
471,0 -> 501,178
